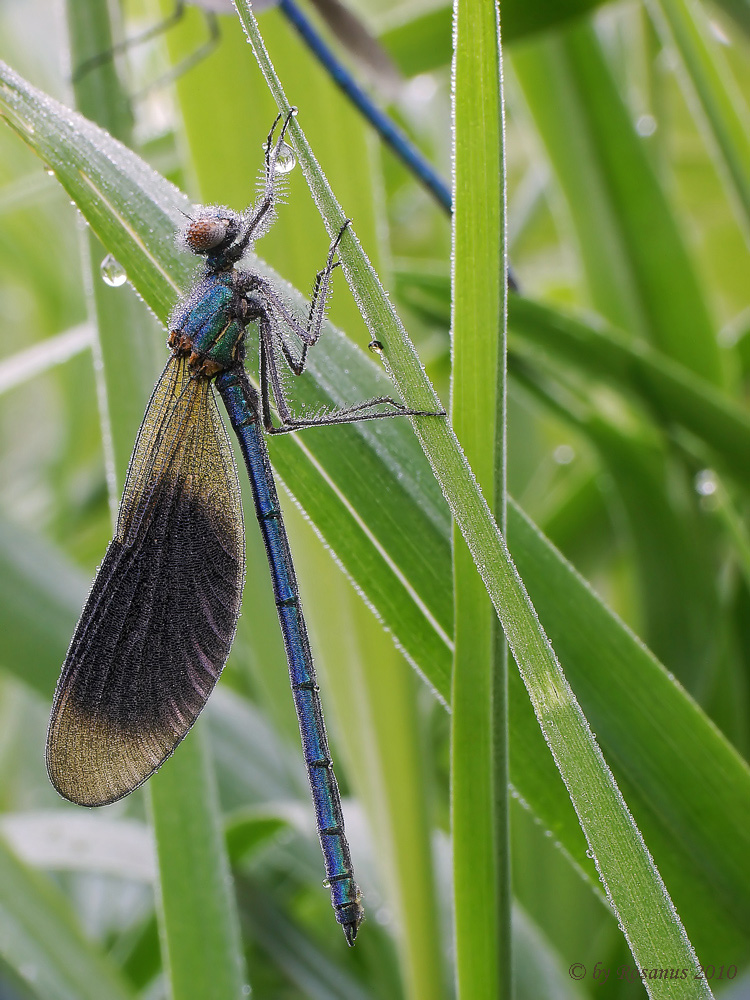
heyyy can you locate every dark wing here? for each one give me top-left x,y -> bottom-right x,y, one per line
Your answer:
47,355 -> 245,806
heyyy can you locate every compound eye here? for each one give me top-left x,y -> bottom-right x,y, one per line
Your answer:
184,216 -> 232,253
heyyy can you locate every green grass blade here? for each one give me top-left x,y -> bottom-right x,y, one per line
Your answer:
396,279 -> 750,489
150,731 -> 248,1000
66,0 -> 150,499
1,51 -> 741,986
235,7 -> 713,993
508,295 -> 750,487
0,58 -> 453,693
451,0 -> 508,995
0,834 -> 136,1000
511,356 -> 721,688
379,0 -> 613,77
507,498 -> 750,961
647,0 -> 750,237
0,519 -> 87,695
237,881 -> 375,1000
66,2 -> 249,993
711,0 -> 750,39
511,20 -> 721,382
0,325 -> 92,393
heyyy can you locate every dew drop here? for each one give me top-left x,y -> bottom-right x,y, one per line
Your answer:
694,469 -> 717,496
553,443 -> 575,465
273,140 -> 296,174
635,114 -> 657,137
368,339 -> 384,355
100,253 -> 127,287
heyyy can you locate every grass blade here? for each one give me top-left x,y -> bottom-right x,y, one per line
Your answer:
65,2 -> 249,994
511,21 -> 721,382
0,834 -> 136,1000
647,0 -> 750,238
451,0 -> 508,995
150,731 -> 248,1000
234,6 -> 714,993
0,47 -> 737,988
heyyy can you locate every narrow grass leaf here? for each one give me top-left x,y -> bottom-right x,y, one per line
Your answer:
511,21 -> 721,382
150,730 -> 248,1000
508,295 -> 750,487
508,498 -> 750,961
451,0 -> 507,995
647,0 -> 750,239
0,834 -> 136,1000
0,58 -> 453,691
235,5 -> 713,993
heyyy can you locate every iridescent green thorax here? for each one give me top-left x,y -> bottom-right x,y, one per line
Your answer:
169,269 -> 253,376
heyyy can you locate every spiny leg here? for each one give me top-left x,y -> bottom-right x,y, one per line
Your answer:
258,311 -> 444,434
288,219 -> 352,373
266,395 -> 446,434
254,220 -> 352,380
227,109 -> 299,262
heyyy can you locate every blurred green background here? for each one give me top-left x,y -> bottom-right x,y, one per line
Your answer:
0,0 -> 750,997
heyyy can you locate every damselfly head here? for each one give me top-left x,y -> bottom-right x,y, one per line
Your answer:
181,206 -> 241,256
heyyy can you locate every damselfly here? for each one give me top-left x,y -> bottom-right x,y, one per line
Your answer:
46,108 -> 442,944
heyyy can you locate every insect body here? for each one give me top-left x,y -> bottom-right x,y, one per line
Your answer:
47,109 -> 440,944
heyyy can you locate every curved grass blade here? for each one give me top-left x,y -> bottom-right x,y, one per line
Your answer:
0,835 -> 137,1000
647,0 -> 750,239
0,57 -> 452,692
511,20 -> 721,383
507,498 -> 750,961
508,295 -> 750,486
234,7 -> 715,992
0,52 -> 744,984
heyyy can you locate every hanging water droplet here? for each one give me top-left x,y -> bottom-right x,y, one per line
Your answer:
100,253 -> 127,287
635,114 -> 657,137
368,339 -> 384,355
273,140 -> 296,174
553,444 -> 575,465
43,165 -> 55,177
695,469 -> 718,496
